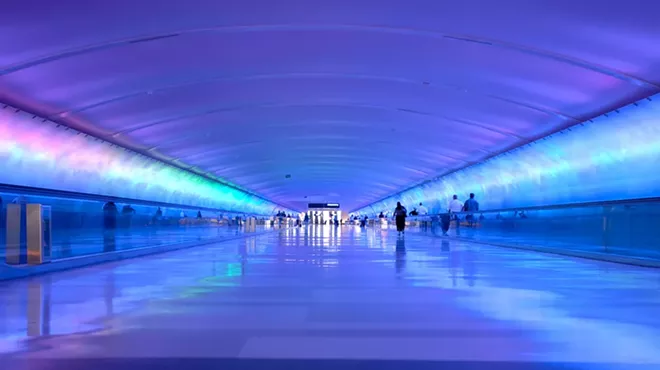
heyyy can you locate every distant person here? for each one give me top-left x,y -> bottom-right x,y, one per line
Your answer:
197,211 -> 202,219
416,202 -> 429,230
379,212 -> 385,219
448,195 -> 463,233
448,195 -> 463,213
121,204 -> 136,228
304,213 -> 310,224
103,202 -> 118,229
102,202 -> 118,252
463,193 -> 479,227
463,193 -> 479,212
122,204 -> 135,215
152,207 -> 163,225
393,202 -> 407,236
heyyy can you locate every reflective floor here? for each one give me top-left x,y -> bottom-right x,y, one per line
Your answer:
1,226 -> 659,369
380,221 -> 660,262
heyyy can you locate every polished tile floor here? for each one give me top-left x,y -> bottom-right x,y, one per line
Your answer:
1,226 -> 659,369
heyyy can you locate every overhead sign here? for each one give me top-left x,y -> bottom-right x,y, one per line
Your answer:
308,203 -> 340,209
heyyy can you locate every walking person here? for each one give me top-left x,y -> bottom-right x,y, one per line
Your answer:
448,195 -> 464,235
417,202 -> 429,230
393,202 -> 408,236
463,193 -> 479,227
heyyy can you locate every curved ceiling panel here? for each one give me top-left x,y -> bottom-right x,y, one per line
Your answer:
1,0 -> 659,210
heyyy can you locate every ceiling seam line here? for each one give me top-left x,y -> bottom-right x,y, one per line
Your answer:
52,72 -> 577,121
1,24 -> 655,89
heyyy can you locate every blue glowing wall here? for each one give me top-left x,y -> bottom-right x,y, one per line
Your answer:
0,108 -> 290,215
355,95 -> 660,215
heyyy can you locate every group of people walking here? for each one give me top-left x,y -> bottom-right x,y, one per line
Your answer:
387,193 -> 480,237
440,193 -> 479,235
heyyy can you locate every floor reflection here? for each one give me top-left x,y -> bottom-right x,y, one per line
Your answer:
0,226 -> 659,366
395,236 -> 406,275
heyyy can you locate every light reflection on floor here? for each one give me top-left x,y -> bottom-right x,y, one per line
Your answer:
0,226 -> 659,368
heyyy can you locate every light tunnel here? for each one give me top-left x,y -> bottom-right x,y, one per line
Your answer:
0,107 -> 292,215
3,0 -> 660,213
355,95 -> 660,215
3,1 -> 660,365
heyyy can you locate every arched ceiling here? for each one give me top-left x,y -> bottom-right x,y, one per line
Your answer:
1,0 -> 659,211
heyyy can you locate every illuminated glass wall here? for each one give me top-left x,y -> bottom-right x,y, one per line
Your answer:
355,94 -> 660,215
0,108 -> 291,215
